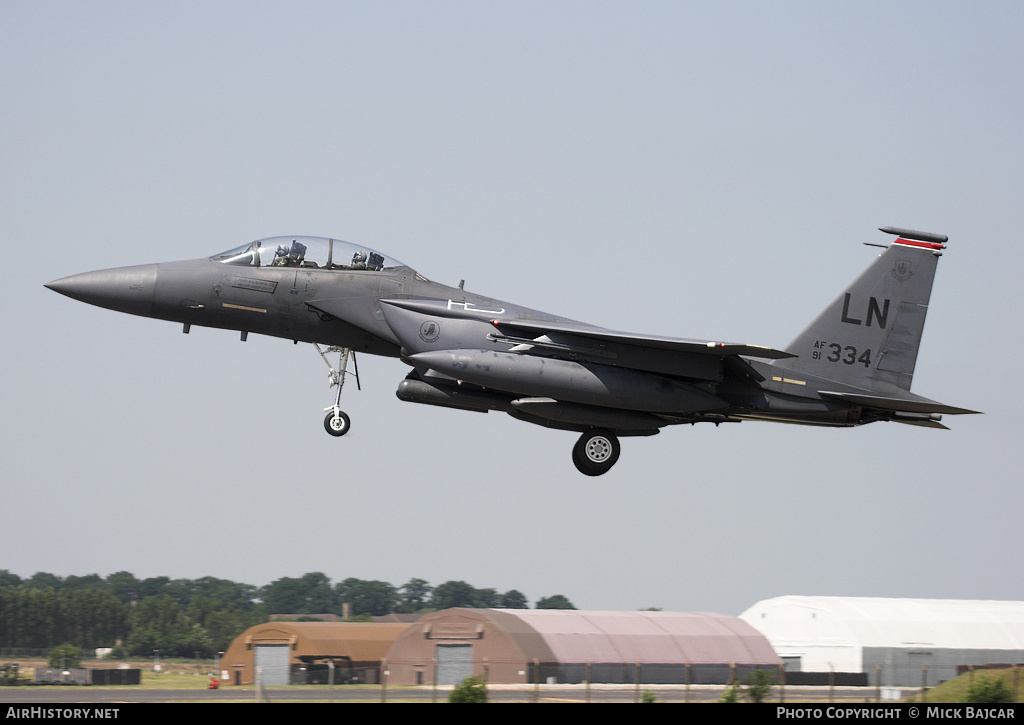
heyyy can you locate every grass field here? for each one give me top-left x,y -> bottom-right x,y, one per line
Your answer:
3,657 -> 219,689
907,667 -> 1022,704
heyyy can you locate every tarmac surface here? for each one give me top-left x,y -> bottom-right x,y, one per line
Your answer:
0,684 -> 908,703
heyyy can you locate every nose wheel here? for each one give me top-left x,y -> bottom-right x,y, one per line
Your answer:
315,344 -> 359,438
572,429 -> 620,476
324,410 -> 351,437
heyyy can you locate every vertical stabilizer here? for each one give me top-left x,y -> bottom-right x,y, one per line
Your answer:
778,228 -> 947,392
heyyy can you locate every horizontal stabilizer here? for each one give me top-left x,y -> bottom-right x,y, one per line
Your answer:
891,418 -> 950,430
818,391 -> 981,416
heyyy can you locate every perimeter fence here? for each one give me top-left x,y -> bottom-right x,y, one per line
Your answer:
264,659 -> 1019,703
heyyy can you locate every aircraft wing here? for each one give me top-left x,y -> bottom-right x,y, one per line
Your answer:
379,297 -> 792,383
489,317 -> 796,360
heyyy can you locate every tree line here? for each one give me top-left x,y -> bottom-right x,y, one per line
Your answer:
0,570 -> 575,659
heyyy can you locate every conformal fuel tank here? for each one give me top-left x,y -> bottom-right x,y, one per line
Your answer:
408,350 -> 727,414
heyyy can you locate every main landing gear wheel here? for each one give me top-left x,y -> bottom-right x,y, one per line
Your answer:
572,428 -> 620,476
324,410 -> 351,437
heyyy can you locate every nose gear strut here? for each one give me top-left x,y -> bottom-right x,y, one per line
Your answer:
315,344 -> 360,436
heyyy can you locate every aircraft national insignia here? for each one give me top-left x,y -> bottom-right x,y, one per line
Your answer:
419,320 -> 441,343
891,259 -> 913,282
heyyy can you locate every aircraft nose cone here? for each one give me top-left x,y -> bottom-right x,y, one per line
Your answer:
45,264 -> 158,317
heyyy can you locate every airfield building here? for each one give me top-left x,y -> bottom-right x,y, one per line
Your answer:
740,596 -> 1024,687
384,608 -> 780,685
219,621 -> 411,686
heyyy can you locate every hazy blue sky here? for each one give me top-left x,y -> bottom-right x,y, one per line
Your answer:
3,1 -> 1021,614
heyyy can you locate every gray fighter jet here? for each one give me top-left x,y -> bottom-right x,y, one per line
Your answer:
46,226 -> 978,476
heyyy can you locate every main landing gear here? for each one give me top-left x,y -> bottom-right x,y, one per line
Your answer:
315,344 -> 359,437
572,428 -> 620,476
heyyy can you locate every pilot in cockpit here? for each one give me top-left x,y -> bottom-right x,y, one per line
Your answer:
350,251 -> 367,270
271,245 -> 289,266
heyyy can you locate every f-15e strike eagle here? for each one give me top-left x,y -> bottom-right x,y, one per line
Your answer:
46,226 -> 978,475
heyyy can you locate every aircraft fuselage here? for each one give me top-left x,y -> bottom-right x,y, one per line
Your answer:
46,229 -> 978,475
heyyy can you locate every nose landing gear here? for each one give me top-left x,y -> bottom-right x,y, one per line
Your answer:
324,409 -> 351,437
315,344 -> 359,437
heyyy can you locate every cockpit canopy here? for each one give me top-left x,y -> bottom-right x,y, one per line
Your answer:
212,236 -> 406,272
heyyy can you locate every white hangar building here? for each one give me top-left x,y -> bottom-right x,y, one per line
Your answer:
740,596 -> 1024,687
